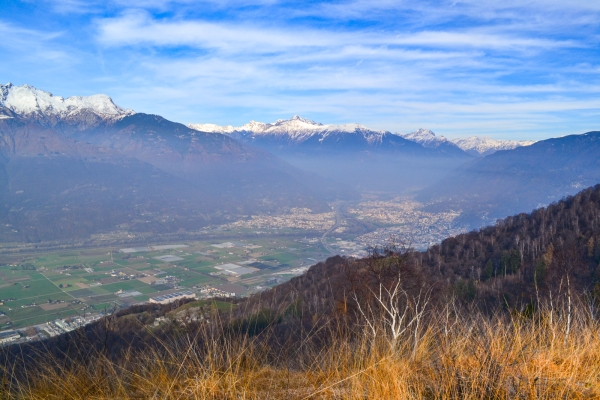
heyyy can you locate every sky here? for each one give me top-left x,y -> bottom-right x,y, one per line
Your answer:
1,0 -> 599,140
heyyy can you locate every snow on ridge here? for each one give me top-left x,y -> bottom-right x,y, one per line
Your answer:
401,128 -> 535,155
188,115 -> 389,142
0,83 -> 134,121
452,136 -> 535,156
188,117 -> 536,155
401,128 -> 452,149
188,123 -> 235,133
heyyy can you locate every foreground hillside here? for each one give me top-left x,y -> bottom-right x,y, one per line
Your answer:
2,298 -> 599,399
3,185 -> 600,398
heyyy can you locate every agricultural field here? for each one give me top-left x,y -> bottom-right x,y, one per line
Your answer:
0,236 -> 331,329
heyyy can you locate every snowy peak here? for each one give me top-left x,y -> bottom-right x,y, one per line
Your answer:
401,128 -> 452,149
452,136 -> 535,156
274,115 -> 323,127
0,83 -> 134,127
187,123 -> 236,133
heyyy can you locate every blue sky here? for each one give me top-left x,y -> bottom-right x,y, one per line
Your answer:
1,0 -> 599,140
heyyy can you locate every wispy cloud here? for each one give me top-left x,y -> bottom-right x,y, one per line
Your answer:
0,21 -> 68,61
3,1 -> 600,140
97,10 -> 581,53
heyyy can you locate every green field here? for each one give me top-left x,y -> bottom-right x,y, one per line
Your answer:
0,236 -> 330,330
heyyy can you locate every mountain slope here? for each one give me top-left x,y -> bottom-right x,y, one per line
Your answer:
419,131 -> 600,226
5,186 -> 600,399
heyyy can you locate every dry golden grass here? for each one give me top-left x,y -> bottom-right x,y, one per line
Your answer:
3,299 -> 600,399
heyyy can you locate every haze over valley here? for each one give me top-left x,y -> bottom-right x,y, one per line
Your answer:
1,82 -> 596,252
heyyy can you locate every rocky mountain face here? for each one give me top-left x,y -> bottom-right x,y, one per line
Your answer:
419,131 -> 600,227
0,84 -> 343,242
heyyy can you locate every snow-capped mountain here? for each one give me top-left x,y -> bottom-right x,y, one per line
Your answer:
190,115 -> 393,145
190,116 -> 538,158
401,128 -> 453,148
400,128 -> 535,156
189,116 -> 472,193
400,128 -> 470,159
188,123 -> 236,134
451,136 -> 535,157
0,83 -> 134,128
188,115 -> 472,158
190,116 -> 475,159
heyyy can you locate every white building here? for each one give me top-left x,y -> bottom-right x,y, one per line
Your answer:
0,330 -> 20,345
149,291 -> 196,304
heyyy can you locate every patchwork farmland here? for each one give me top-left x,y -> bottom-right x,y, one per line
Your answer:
0,236 -> 331,330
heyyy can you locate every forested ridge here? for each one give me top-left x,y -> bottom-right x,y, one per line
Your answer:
421,183 -> 600,306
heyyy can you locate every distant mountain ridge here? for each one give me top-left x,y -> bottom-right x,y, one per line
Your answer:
401,128 -> 453,148
191,116 -> 472,192
190,117 -> 535,157
399,128 -> 470,156
190,115 -> 403,148
189,116 -> 470,158
399,127 -> 534,156
452,136 -> 535,156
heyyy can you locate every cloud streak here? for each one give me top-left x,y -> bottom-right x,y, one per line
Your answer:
97,10 -> 582,53
3,1 -> 600,140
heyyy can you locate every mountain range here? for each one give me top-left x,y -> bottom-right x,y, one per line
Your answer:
401,128 -> 534,156
189,117 -> 534,157
0,82 -> 597,241
191,115 -> 450,156
189,116 -> 473,192
192,115 -> 595,227
451,136 -> 535,157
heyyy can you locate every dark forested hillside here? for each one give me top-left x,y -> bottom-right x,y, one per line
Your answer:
419,183 -> 600,307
